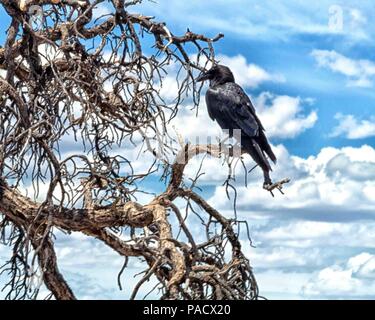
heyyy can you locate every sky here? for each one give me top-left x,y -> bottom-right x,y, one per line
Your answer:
1,0 -> 375,300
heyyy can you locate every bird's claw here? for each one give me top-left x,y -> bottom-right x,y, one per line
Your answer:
263,178 -> 291,197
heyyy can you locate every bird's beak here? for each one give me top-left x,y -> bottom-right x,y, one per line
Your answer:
196,71 -> 210,82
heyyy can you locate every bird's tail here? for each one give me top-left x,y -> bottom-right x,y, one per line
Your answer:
258,131 -> 277,164
242,137 -> 272,171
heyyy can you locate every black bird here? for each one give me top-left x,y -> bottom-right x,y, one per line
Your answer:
196,64 -> 277,188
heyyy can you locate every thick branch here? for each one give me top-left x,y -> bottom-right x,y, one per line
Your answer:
31,237 -> 76,300
0,182 -> 154,231
168,144 -> 227,193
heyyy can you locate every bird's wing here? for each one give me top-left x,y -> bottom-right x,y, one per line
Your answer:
233,84 -> 266,131
206,83 -> 259,137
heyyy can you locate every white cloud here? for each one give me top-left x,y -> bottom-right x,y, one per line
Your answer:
217,55 -> 285,88
196,144 -> 375,299
170,106 -> 222,143
247,245 -> 322,269
38,44 -> 64,65
3,0 -> 375,301
311,50 -> 375,87
255,221 -> 375,249
348,253 -> 375,278
330,113 -> 375,139
154,54 -> 314,145
255,270 -> 310,299
302,253 -> 375,298
138,1 -> 372,41
157,54 -> 285,103
254,92 -> 318,139
350,8 -> 368,30
168,90 -> 317,185
303,266 -> 361,296
63,272 -> 116,300
4,140 -> 375,299
168,91 -> 316,145
168,93 -> 316,150
54,231 -> 159,299
208,144 -> 375,215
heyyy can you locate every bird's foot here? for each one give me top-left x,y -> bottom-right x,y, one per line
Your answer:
263,178 -> 291,197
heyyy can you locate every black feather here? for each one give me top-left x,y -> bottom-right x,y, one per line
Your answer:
203,64 -> 276,185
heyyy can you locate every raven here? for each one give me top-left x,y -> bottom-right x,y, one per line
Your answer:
196,64 -> 277,188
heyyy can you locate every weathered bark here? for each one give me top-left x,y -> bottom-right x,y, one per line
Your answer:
0,0 -> 258,300
31,237 -> 76,300
0,183 -> 154,231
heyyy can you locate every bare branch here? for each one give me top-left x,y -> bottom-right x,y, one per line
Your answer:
0,0 -> 259,300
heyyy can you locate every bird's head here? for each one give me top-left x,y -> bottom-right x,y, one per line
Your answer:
196,64 -> 235,86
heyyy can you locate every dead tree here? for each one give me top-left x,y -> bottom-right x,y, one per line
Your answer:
0,0 -> 258,300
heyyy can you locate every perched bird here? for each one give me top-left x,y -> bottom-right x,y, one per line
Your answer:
196,64 -> 277,188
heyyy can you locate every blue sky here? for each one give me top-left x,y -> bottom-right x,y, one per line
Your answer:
1,0 -> 375,300
137,0 -> 375,156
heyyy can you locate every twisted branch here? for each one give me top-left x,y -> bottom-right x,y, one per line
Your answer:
0,0 -> 258,300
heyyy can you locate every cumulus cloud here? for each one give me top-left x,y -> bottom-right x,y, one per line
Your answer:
5,140 -> 375,299
168,91 -> 317,185
311,50 -> 375,87
54,231 -> 159,299
303,266 -> 361,296
348,253 -> 375,279
254,92 -> 318,139
194,143 -> 375,298
247,245 -> 323,269
168,92 -> 317,149
326,153 -> 375,181
255,220 -> 375,250
168,92 -> 316,144
217,55 -> 285,88
169,106 -> 222,144
330,113 -> 375,139
208,144 -> 375,217
158,54 -> 285,103
302,253 -> 375,298
0,230 -> 159,299
3,0 -> 375,301
156,54 -> 316,143
63,272 -> 117,300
